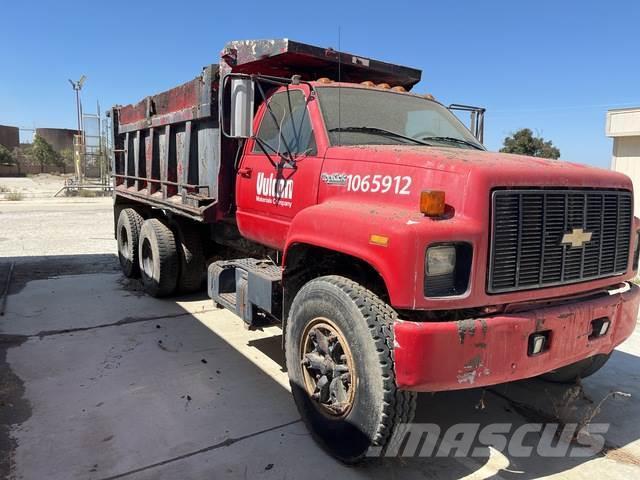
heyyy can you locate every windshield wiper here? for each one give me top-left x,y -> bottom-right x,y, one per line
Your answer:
329,126 -> 432,146
419,136 -> 484,150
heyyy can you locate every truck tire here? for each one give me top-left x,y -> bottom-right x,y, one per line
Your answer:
117,208 -> 144,278
539,353 -> 612,383
138,218 -> 178,297
285,275 -> 416,463
174,223 -> 205,293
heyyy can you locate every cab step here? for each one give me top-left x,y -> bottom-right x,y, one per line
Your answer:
207,258 -> 282,326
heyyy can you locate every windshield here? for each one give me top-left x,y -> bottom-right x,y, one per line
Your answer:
316,86 -> 484,150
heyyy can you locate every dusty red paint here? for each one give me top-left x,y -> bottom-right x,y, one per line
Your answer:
236,82 -> 637,311
118,78 -> 202,125
113,39 -> 640,393
393,283 -> 640,391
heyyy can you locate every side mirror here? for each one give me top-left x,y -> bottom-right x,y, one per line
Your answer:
227,76 -> 255,138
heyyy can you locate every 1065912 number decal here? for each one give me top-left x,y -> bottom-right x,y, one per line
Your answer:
346,174 -> 412,195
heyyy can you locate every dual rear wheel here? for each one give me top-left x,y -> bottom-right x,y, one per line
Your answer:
116,208 -> 205,297
117,208 -> 144,277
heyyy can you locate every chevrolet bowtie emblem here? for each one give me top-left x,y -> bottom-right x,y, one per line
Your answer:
561,228 -> 593,248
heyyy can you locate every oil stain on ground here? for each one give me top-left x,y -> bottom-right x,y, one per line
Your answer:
0,334 -> 30,480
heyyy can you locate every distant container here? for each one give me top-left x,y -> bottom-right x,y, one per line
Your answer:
35,128 -> 76,153
0,124 -> 19,151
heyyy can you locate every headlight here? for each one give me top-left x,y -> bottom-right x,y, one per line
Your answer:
426,246 -> 456,276
424,243 -> 473,297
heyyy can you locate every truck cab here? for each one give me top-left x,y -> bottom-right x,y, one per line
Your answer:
111,39 -> 640,462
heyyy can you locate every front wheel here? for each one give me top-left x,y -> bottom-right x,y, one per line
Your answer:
285,275 -> 416,463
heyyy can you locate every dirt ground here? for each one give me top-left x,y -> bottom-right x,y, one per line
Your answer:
1,192 -> 640,479
0,174 -> 71,199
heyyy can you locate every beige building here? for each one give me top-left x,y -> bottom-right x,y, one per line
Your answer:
606,107 -> 640,213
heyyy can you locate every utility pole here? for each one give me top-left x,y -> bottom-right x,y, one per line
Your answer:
68,76 -> 87,182
68,75 -> 86,136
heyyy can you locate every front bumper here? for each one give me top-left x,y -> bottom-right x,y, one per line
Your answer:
394,282 -> 640,391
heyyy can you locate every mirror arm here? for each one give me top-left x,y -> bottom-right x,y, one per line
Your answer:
233,138 -> 246,170
253,137 -> 278,169
223,72 -> 308,167
254,80 -> 295,162
256,81 -> 293,158
253,137 -> 297,170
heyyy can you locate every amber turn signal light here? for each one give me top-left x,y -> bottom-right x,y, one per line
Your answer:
420,190 -> 445,217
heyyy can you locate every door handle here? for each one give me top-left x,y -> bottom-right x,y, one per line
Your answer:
238,167 -> 252,178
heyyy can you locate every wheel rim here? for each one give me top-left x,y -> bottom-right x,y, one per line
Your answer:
141,238 -> 154,278
300,317 -> 356,417
119,225 -> 130,259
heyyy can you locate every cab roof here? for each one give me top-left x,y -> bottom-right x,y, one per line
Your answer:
223,39 -> 422,90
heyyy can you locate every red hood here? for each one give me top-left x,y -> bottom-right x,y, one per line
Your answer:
323,145 -> 633,220
325,145 -> 631,190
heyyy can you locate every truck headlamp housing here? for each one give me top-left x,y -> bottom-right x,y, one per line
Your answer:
426,246 -> 456,276
424,243 -> 473,297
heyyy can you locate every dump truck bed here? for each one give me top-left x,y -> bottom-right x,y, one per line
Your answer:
110,39 -> 422,222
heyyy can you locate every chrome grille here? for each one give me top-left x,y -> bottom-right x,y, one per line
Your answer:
489,189 -> 633,293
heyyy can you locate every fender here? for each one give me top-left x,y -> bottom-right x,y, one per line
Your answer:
283,199 -> 423,308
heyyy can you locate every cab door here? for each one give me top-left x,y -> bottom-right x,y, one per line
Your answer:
236,85 -> 325,249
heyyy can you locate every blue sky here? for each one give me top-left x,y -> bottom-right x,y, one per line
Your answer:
1,0 -> 639,168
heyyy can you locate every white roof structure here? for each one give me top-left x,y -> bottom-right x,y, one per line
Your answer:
606,107 -> 640,213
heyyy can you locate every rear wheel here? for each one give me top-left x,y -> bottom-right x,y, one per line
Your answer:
138,218 -> 178,297
539,353 -> 612,383
285,275 -> 416,463
117,208 -> 144,278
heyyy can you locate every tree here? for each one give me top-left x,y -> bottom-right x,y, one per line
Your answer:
59,148 -> 75,174
500,128 -> 561,159
0,144 -> 14,164
30,135 -> 62,172
12,145 -> 32,175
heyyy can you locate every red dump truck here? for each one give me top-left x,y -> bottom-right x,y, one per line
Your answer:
110,39 -> 640,461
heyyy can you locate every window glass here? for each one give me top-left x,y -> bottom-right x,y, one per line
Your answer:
316,87 -> 482,149
405,110 -> 465,139
253,89 -> 316,155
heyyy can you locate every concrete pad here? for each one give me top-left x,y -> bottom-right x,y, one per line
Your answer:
1,273 -> 211,336
3,271 -> 640,480
7,316 -> 297,479
1,273 -> 472,480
